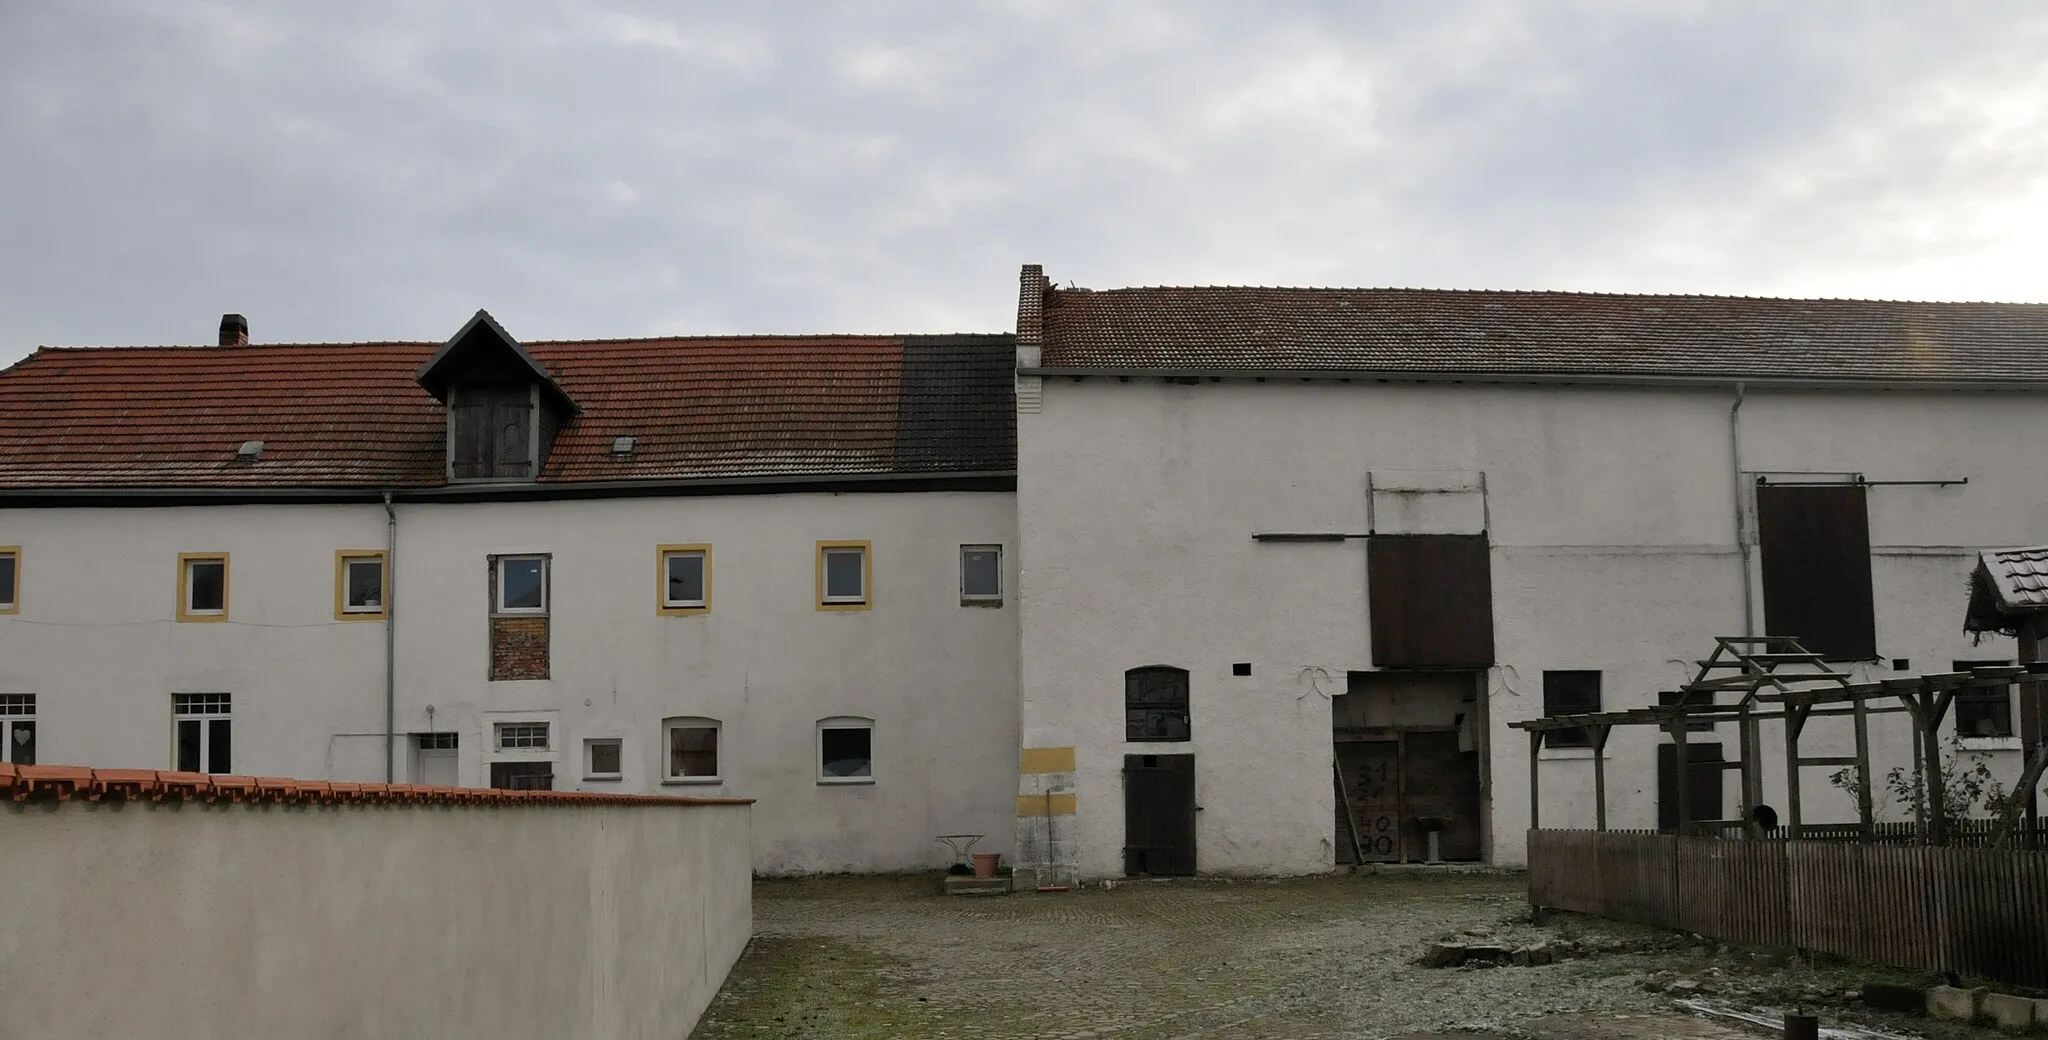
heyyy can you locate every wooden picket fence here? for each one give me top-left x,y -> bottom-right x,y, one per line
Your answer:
1528,829 -> 2048,988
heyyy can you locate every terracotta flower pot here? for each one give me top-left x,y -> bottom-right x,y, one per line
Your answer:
971,852 -> 1001,878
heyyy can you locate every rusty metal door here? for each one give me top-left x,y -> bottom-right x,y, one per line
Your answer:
1123,754 -> 1196,876
1335,740 -> 1401,862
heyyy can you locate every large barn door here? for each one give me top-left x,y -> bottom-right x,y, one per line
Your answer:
1123,754 -> 1196,876
1334,740 -> 1401,863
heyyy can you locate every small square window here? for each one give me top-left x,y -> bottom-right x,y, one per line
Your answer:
495,721 -> 550,751
664,718 -> 720,782
818,717 -> 874,783
659,546 -> 710,613
337,552 -> 387,618
495,555 -> 548,614
961,545 -> 1002,604
0,547 -> 18,613
178,554 -> 229,621
585,738 -> 622,779
818,542 -> 870,609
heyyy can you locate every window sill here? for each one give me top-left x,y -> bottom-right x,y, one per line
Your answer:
1538,747 -> 1607,761
1958,736 -> 2022,751
960,598 -> 1004,608
818,777 -> 876,786
817,601 -> 870,613
582,773 -> 622,782
657,605 -> 710,617
176,613 -> 230,624
337,611 -> 388,622
660,777 -> 724,786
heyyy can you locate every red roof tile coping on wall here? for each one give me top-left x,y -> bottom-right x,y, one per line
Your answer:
0,763 -> 753,807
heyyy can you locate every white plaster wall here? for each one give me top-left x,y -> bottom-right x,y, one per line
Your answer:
0,490 -> 1019,874
0,798 -> 752,1040
1017,379 -> 2045,878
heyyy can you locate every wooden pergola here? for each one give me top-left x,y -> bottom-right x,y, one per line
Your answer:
1512,636 -> 2048,843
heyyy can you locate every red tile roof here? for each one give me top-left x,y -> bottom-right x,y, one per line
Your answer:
0,333 -> 1015,489
0,762 -> 753,806
1033,285 -> 2048,384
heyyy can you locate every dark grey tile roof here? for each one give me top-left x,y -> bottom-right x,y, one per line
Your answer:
1036,286 -> 2048,383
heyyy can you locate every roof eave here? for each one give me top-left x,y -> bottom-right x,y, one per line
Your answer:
1019,366 -> 2048,392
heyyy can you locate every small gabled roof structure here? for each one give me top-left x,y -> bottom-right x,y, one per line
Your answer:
1966,545 -> 2048,636
413,310 -> 579,414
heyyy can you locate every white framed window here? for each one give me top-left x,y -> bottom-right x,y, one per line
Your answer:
0,546 -> 18,614
336,551 -> 388,619
177,553 -> 230,622
493,554 -> 549,615
662,717 -> 721,783
585,738 -> 623,780
657,545 -> 711,614
172,693 -> 232,774
2,694 -> 35,765
960,544 -> 1002,604
817,541 -> 870,610
817,716 -> 874,784
495,721 -> 551,751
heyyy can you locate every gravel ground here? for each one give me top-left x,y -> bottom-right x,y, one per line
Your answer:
686,871 -> 1964,1040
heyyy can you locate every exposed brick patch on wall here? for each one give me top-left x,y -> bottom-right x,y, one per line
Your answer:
0,762 -> 752,807
490,616 -> 550,681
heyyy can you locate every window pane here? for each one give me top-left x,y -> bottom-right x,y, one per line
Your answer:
589,740 -> 621,775
0,554 -> 15,606
9,720 -> 34,765
188,560 -> 226,612
1956,691 -> 2013,738
207,718 -> 232,774
962,548 -> 1000,598
496,722 -> 549,750
499,558 -> 544,611
666,554 -> 705,605
824,549 -> 864,600
176,719 -> 202,773
821,727 -> 872,777
669,726 -> 718,777
346,558 -> 383,609
1542,671 -> 1601,748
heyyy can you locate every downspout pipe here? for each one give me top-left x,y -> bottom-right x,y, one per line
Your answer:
1729,382 -> 1753,638
383,491 -> 397,783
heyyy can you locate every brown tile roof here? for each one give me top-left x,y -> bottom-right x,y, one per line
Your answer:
1033,285 -> 2048,383
0,762 -> 753,806
1966,545 -> 2048,634
0,332 -> 1015,489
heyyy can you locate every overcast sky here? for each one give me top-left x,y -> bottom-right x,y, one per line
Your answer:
4,2 -> 2048,364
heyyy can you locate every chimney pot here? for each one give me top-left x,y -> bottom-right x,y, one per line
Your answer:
219,313 -> 249,346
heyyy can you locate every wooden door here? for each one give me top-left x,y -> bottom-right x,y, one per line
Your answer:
1123,754 -> 1196,876
1401,730 -> 1484,861
1657,743 -> 1725,832
1334,740 -> 1401,862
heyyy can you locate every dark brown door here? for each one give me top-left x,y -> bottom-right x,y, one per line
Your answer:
1334,741 -> 1401,862
1368,535 -> 1495,667
1401,731 -> 1484,861
1124,754 -> 1196,876
1756,485 -> 1876,661
1657,743 -> 1724,832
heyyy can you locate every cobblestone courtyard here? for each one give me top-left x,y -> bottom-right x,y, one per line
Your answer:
687,872 -> 1847,1040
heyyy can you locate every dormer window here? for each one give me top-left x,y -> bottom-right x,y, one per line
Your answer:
414,310 -> 579,484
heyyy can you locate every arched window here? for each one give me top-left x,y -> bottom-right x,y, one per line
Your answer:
1125,666 -> 1190,742
662,716 -> 721,782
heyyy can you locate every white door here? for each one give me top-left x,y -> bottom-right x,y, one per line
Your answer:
415,748 -> 458,786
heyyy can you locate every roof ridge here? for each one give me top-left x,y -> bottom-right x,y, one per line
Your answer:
29,331 -> 1014,353
1058,285 -> 2048,307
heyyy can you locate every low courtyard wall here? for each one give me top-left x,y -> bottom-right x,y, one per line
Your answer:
0,764 -> 753,1040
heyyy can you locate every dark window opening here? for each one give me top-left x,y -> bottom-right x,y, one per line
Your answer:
1542,671 -> 1602,748
186,559 -> 226,613
1954,659 -> 2014,738
489,761 -> 553,790
1126,666 -> 1191,742
0,552 -> 16,608
665,552 -> 706,606
668,724 -> 719,778
172,693 -> 230,774
415,732 -> 457,751
1756,484 -> 1877,661
1232,662 -> 1252,677
820,726 -> 872,779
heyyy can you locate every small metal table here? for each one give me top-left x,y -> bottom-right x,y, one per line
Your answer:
934,833 -> 984,871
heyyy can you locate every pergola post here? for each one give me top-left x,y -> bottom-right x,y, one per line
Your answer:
1590,723 -> 1611,832
1673,716 -> 1692,836
1528,728 -> 1544,832
1783,700 -> 1809,840
1737,704 -> 1759,836
2021,621 -> 2045,848
1852,696 -> 1874,840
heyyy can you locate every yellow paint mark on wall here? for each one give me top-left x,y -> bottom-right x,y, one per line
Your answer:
1019,746 -> 1076,773
1016,793 -> 1078,817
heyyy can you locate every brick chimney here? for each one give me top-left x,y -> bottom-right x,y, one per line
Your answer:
219,313 -> 248,346
1016,265 -> 1046,369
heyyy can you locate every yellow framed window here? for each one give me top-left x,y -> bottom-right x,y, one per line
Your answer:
335,550 -> 389,620
176,553 -> 230,623
0,546 -> 18,615
816,540 -> 871,611
656,544 -> 711,616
